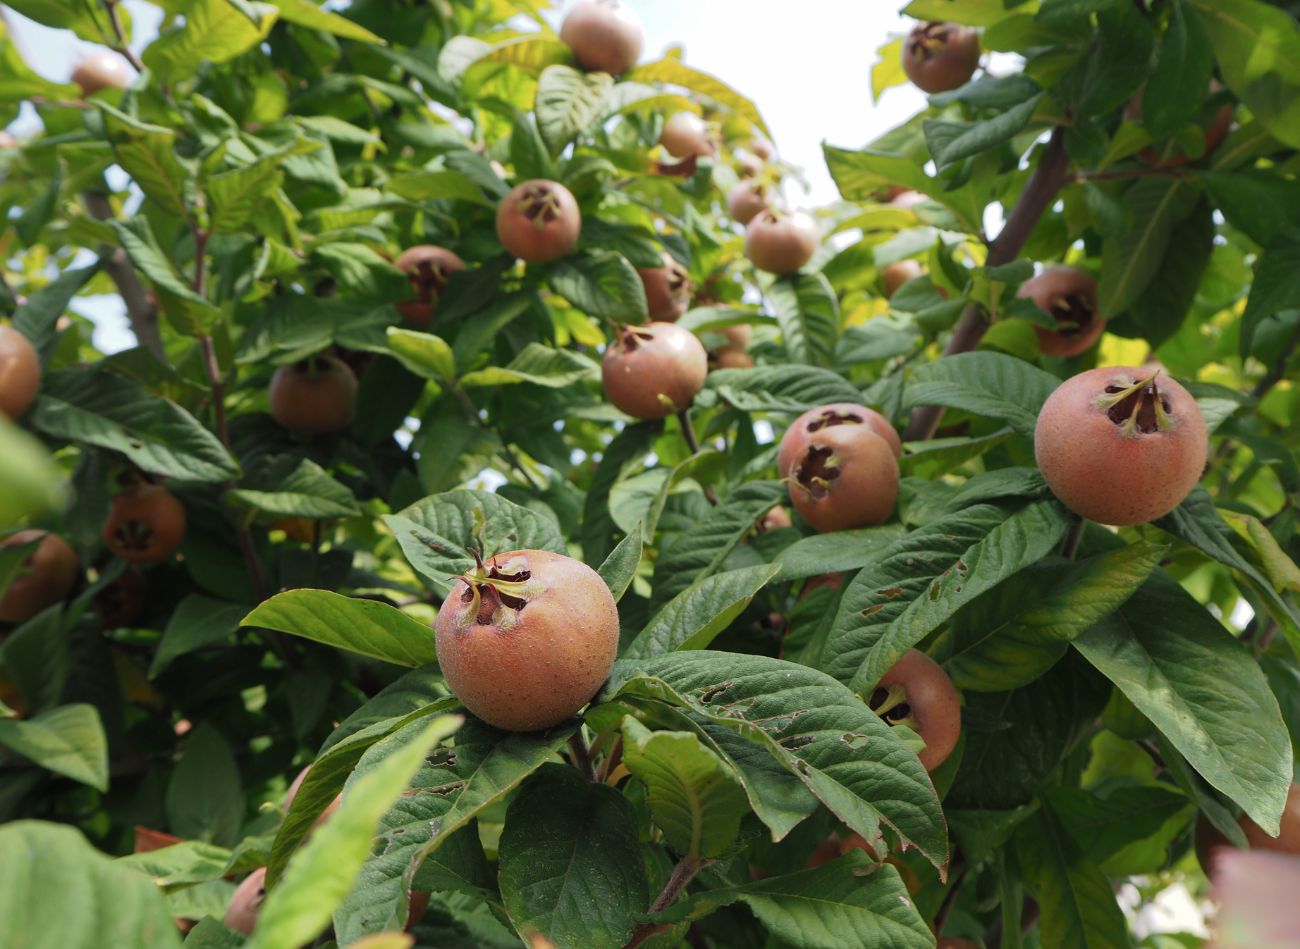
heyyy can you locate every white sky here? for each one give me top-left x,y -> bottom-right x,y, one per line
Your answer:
6,1 -> 927,349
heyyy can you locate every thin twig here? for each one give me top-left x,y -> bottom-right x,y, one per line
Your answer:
100,0 -> 145,73
676,410 -> 718,505
567,732 -> 597,782
1060,517 -> 1086,559
903,127 -> 1072,442
624,855 -> 704,949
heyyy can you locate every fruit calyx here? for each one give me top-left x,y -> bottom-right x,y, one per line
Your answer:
793,445 -> 841,499
909,22 -> 954,62
868,683 -> 916,728
1094,372 -> 1175,437
615,325 -> 656,351
460,551 -> 531,624
1048,292 -> 1095,336
805,408 -> 865,434
517,186 -> 566,229
110,517 -> 157,554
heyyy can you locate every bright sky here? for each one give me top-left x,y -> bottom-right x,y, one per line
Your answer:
5,0 -> 927,349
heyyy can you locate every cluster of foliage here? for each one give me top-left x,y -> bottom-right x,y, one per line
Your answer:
2,0 -> 1300,947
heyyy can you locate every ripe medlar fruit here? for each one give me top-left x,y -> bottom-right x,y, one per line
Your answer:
103,484 -> 187,563
778,402 -> 901,478
787,425 -> 899,533
660,112 -> 715,160
495,180 -> 581,263
0,530 -> 79,624
71,49 -> 132,95
559,0 -> 644,76
744,209 -> 819,275
1017,265 -> 1105,358
224,867 -> 267,936
393,245 -> 465,325
869,649 -> 961,771
714,346 -> 753,369
1035,367 -> 1208,526
882,260 -> 923,299
434,549 -> 619,732
602,322 -> 708,420
0,325 -> 41,421
902,22 -> 981,94
638,252 -> 692,322
268,355 -> 358,435
726,180 -> 771,226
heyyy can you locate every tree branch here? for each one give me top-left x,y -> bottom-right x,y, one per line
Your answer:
677,409 -> 718,504
903,126 -> 1072,442
82,191 -> 165,360
100,0 -> 145,74
624,855 -> 704,949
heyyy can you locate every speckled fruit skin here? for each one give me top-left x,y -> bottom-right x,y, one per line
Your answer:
902,22 -> 981,94
393,245 -> 465,325
559,0 -> 644,76
744,210 -> 819,274
637,252 -> 691,322
0,530 -> 78,623
434,549 -> 619,732
1018,265 -> 1105,358
882,260 -> 924,298
0,325 -> 40,421
726,181 -> 770,225
778,402 -> 901,478
71,50 -> 132,95
495,180 -> 581,263
870,649 -> 961,771
103,485 -> 187,563
660,112 -> 714,159
1034,367 -> 1208,526
224,867 -> 266,936
269,355 -> 358,435
602,322 -> 708,420
788,426 -> 899,532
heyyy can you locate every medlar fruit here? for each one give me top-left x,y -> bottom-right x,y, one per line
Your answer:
637,252 -> 692,322
434,549 -> 619,732
1034,367 -> 1208,526
559,0 -> 644,76
0,530 -> 79,624
393,245 -> 465,325
268,355 -> 358,435
902,22 -> 981,94
103,484 -> 187,563
882,260 -> 924,299
744,209 -> 819,275
1017,265 -> 1105,358
787,425 -> 899,533
726,180 -> 771,226
778,402 -> 901,478
71,49 -> 132,95
868,649 -> 961,771
602,322 -> 708,420
224,867 -> 267,936
496,180 -> 581,263
660,112 -> 716,160
0,325 -> 40,421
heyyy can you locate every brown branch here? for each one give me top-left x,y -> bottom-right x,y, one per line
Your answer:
1060,516 -> 1086,559
82,191 -> 165,360
567,732 -> 597,782
624,855 -> 704,949
903,126 -> 1072,442
676,410 -> 718,504
100,0 -> 145,73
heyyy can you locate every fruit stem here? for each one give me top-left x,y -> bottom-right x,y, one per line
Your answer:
567,731 -> 597,782
1060,516 -> 1086,560
676,411 -> 718,505
624,855 -> 705,949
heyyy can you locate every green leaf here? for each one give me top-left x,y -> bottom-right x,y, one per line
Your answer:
226,459 -> 361,520
248,716 -> 460,949
535,64 -> 613,154
460,343 -> 599,388
144,0 -> 279,81
0,821 -> 182,949
1201,171 -> 1300,248
99,105 -> 194,221
1144,0 -> 1216,138
32,368 -> 238,482
4,0 -> 116,43
165,723 -> 243,845
497,763 -> 648,949
1013,807 -> 1130,949
624,563 -> 783,660
149,595 -> 247,678
333,718 -> 576,943
450,292 -> 536,370
822,144 -> 984,234
0,704 -> 108,790
902,352 -> 1059,437
385,488 -> 565,592
1120,198 -> 1214,348
625,59 -> 770,137
1098,177 -> 1200,317
266,0 -> 382,43
386,327 -> 455,380
902,0 -> 1022,26
1044,785 -> 1190,870
900,429 -> 1014,481
0,605 -> 67,714
651,480 -> 784,608
656,851 -> 933,949
621,717 -> 747,859
108,216 -> 220,336
706,364 -> 862,414
596,521 -> 642,602
549,251 -> 648,324
117,840 -> 235,888
773,526 -> 906,581
582,423 -> 659,564
768,272 -> 839,367
1073,572 -> 1293,833
822,502 -> 1071,693
385,169 -> 491,206
12,265 -> 97,353
942,542 -> 1166,692
206,156 -> 285,233
924,94 -> 1042,171
1239,230 -> 1300,357
603,652 -> 949,870
242,590 -> 438,667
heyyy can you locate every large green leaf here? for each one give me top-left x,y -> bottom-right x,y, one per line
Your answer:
149,595 -> 246,678
626,59 -> 769,136
1098,177 -> 1201,317
705,364 -> 862,413
581,423 -> 659,564
822,144 -> 985,233
1238,229 -> 1300,358
768,273 -> 839,367
242,590 -> 438,667
624,563 -> 782,659
772,526 -> 906,580
596,521 -> 642,602
0,821 -> 182,949
1201,171 -> 1300,248
1144,0 -> 1216,138
1073,572 -> 1293,833
0,704 -> 108,791
924,94 -> 1043,171
902,0 -> 1024,26
549,251 -> 648,324
4,0 -> 116,43
227,459 -> 361,519
31,368 -> 238,482
99,105 -> 193,221
206,156 -> 285,233
460,343 -> 599,388
902,352 -> 1059,437
267,0 -> 383,43
535,64 -> 612,154
602,652 -> 949,870
108,217 -> 220,335
498,763 -> 648,949
144,0 -> 279,81
12,265 -> 97,353
165,723 -> 243,845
